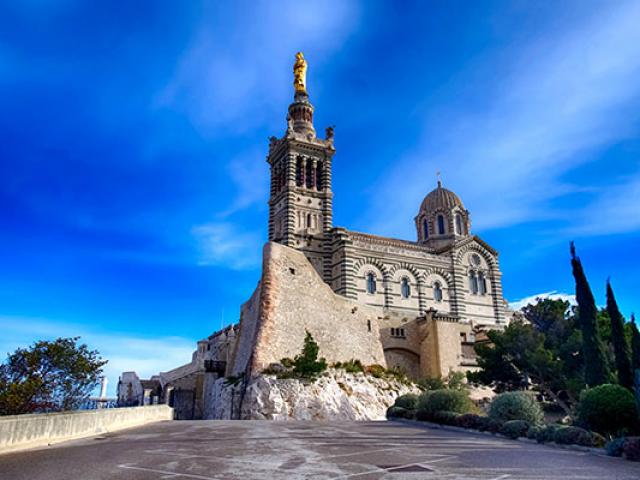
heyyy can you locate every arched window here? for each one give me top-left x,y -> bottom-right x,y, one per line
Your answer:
401,277 -> 411,298
423,219 -> 429,240
478,272 -> 487,295
469,271 -> 479,295
366,273 -> 377,294
437,214 -> 446,235
296,157 -> 304,186
305,159 -> 313,188
455,214 -> 463,235
315,161 -> 323,190
433,281 -> 443,302
306,213 -> 312,229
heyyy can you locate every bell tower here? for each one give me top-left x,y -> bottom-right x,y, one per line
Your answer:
267,52 -> 335,278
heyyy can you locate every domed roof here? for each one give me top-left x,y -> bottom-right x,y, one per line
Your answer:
419,181 -> 464,213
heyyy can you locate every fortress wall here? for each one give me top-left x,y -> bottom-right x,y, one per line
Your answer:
232,242 -> 386,374
228,283 -> 262,376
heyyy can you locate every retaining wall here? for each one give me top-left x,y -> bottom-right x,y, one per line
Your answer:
0,405 -> 173,454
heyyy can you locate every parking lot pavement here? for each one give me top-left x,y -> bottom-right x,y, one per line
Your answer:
0,420 -> 638,479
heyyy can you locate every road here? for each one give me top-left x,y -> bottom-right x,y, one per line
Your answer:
0,420 -> 637,479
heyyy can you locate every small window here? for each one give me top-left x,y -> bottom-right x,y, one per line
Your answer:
469,271 -> 479,294
401,277 -> 411,298
433,281 -> 443,302
437,215 -> 446,235
423,219 -> 429,240
367,319 -> 371,332
478,272 -> 487,295
306,213 -> 311,228
455,214 -> 463,235
366,272 -> 377,294
391,328 -> 405,338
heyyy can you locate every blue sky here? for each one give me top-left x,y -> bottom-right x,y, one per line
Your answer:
1,1 -> 639,394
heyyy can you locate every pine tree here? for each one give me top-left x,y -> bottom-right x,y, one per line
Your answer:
606,280 -> 634,389
631,313 -> 640,372
570,242 -> 611,387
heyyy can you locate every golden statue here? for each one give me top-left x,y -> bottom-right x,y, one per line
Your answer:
293,51 -> 307,94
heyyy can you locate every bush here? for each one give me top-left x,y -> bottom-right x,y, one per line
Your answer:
292,332 -> 327,378
280,357 -> 295,368
527,426 -> 542,440
553,426 -> 596,447
576,384 -> 638,436
489,392 -> 544,425
500,420 -> 530,439
365,364 -> 386,378
394,393 -> 419,411
335,359 -> 364,373
432,410 -> 461,426
417,389 -> 475,420
477,416 -> 503,433
457,413 -> 483,430
623,437 -> 640,461
387,406 -> 411,419
605,437 -> 626,457
535,424 -> 562,443
418,376 -> 446,391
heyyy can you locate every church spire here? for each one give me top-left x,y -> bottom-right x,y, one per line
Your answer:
288,52 -> 315,137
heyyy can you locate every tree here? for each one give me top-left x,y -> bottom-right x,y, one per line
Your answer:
631,314 -> 640,372
521,298 -> 570,334
468,320 -> 574,415
0,337 -> 106,415
606,280 -> 634,390
570,242 -> 611,387
293,331 -> 327,378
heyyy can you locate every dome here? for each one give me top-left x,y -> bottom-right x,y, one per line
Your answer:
419,181 -> 464,214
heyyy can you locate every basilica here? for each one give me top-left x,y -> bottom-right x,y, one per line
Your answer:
118,53 -> 511,416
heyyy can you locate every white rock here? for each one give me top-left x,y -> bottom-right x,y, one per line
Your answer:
204,369 -> 419,421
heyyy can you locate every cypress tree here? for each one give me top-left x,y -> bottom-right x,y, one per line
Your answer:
631,313 -> 640,372
606,280 -> 634,389
570,242 -> 611,386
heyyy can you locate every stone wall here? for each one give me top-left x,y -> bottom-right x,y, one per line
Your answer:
0,405 -> 173,454
229,242 -> 386,376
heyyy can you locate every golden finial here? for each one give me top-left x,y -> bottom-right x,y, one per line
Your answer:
293,51 -> 307,94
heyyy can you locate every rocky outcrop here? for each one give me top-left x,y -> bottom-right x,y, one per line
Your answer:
204,369 -> 419,421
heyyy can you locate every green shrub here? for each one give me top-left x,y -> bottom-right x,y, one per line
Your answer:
418,376 -> 446,391
489,392 -> 544,425
500,420 -> 530,439
417,389 -> 475,420
553,426 -> 596,447
280,357 -> 295,368
477,416 -> 503,433
365,364 -> 386,378
432,410 -> 461,426
394,393 -> 419,411
536,424 -> 562,443
527,426 -> 542,440
456,413 -> 483,430
605,437 -> 626,457
292,332 -> 327,378
387,406 -> 411,419
336,358 -> 364,373
576,384 -> 638,436
623,437 -> 640,461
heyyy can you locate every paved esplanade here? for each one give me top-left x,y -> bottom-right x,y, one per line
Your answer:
0,421 -> 638,479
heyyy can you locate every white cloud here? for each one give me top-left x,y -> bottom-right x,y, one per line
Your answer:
0,316 -> 196,398
366,0 -> 640,239
192,222 -> 263,270
509,291 -> 576,311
